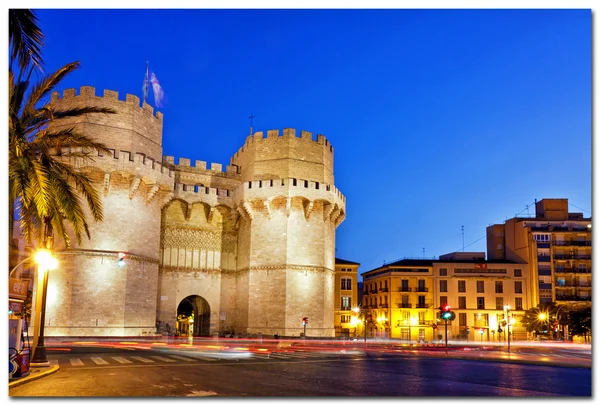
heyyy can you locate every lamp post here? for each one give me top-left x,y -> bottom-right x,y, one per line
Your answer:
30,249 -> 58,366
504,305 -> 515,353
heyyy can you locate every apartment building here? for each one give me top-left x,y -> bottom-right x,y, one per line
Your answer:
334,258 -> 360,337
433,252 -> 529,341
361,253 -> 529,342
487,198 -> 591,308
361,259 -> 436,341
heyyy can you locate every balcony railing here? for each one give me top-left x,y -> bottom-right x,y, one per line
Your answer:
397,303 -> 412,308
398,287 -> 412,292
370,289 -> 378,294
554,254 -> 592,260
554,267 -> 591,274
379,303 -> 389,308
379,287 -> 389,293
415,287 -> 428,293
415,303 -> 429,309
538,256 -> 551,262
556,295 -> 591,301
363,290 -> 369,296
552,240 -> 592,247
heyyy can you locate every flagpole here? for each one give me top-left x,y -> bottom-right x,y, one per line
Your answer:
143,61 -> 149,104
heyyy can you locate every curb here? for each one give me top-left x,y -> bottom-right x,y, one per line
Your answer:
9,365 -> 60,389
440,353 -> 591,369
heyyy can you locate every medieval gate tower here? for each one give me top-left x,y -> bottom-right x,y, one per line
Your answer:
43,87 -> 345,337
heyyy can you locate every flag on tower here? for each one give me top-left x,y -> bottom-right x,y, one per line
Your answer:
142,63 -> 149,104
150,72 -> 164,108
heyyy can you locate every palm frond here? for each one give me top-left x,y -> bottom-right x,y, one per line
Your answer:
9,9 -> 44,73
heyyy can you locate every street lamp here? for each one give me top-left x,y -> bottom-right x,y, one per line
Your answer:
504,305 -> 515,353
30,249 -> 58,366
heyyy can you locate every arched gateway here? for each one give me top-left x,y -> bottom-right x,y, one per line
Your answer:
176,295 -> 210,337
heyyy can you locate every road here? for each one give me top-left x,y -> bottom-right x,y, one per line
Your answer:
9,340 -> 591,397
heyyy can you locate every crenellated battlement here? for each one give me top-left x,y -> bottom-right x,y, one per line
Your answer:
231,128 -> 333,161
163,156 -> 240,177
54,146 -> 175,182
230,128 -> 335,185
51,86 -> 163,120
50,86 -> 165,161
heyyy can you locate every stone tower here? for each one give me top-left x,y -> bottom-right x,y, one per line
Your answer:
39,87 -> 346,338
230,129 -> 346,337
44,87 -> 174,336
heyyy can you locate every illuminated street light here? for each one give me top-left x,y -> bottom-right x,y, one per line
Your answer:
538,313 -> 547,321
31,249 -> 59,366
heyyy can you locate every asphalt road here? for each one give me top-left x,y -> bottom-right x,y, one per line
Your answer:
9,345 -> 591,397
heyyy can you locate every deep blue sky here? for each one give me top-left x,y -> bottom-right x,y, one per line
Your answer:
35,9 -> 592,275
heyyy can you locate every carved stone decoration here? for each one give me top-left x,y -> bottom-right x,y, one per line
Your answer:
147,185 -> 160,204
206,206 -> 215,223
129,177 -> 141,199
264,199 -> 272,219
323,202 -> 334,221
330,207 -> 340,224
335,212 -> 346,228
161,226 -> 237,253
303,200 -> 314,220
159,191 -> 174,208
242,200 -> 254,220
184,203 -> 193,221
103,173 -> 111,196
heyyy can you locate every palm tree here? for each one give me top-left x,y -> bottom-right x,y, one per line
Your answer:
9,61 -> 116,255
9,9 -> 44,73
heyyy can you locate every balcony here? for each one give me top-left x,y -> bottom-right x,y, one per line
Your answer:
398,287 -> 412,292
415,303 -> 429,309
379,303 -> 389,308
363,290 -> 369,296
554,267 -> 591,274
539,283 -> 553,290
370,289 -> 378,294
536,242 -> 550,249
397,303 -> 412,308
538,269 -> 552,276
538,256 -> 551,262
415,287 -> 429,293
552,240 -> 592,247
556,295 -> 591,301
379,287 -> 389,293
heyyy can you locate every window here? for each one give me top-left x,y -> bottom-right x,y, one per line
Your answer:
440,280 -> 447,292
401,279 -> 409,291
440,296 -> 448,307
458,296 -> 466,309
579,263 -> 587,271
515,281 -> 522,294
402,295 -> 409,306
341,315 -> 351,323
418,312 -> 425,324
417,296 -> 425,307
477,281 -> 484,293
439,268 -> 447,276
477,297 -> 485,310
514,269 -> 522,277
458,280 -> 466,293
496,297 -> 504,310
495,281 -> 503,294
341,296 -> 351,310
515,297 -> 523,310
341,278 -> 352,290
459,313 -> 467,326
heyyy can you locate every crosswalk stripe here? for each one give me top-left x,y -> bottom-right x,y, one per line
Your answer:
168,355 -> 196,362
112,356 -> 133,364
70,358 -> 84,366
90,357 -> 109,365
131,356 -> 155,363
149,356 -> 176,363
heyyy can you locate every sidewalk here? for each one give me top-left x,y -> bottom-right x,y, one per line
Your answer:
9,364 -> 60,388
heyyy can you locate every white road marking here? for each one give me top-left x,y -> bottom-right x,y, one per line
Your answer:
90,357 -> 109,365
112,356 -> 133,364
70,358 -> 84,366
168,355 -> 196,362
150,356 -> 176,362
130,356 -> 155,363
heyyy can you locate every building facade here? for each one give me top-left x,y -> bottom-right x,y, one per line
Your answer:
333,258 -> 360,338
432,252 -> 529,342
21,86 -> 346,337
361,253 -> 529,342
487,198 -> 592,309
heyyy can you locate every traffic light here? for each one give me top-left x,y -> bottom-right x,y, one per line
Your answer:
117,252 -> 126,267
302,317 -> 308,326
440,305 -> 453,320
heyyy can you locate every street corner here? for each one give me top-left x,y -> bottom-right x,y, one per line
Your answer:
9,365 -> 60,389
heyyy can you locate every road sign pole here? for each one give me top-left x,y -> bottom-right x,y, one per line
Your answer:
444,320 -> 448,354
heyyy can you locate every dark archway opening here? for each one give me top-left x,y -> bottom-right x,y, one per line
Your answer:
176,295 -> 210,337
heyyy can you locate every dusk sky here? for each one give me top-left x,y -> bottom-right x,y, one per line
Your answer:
33,8 -> 592,276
